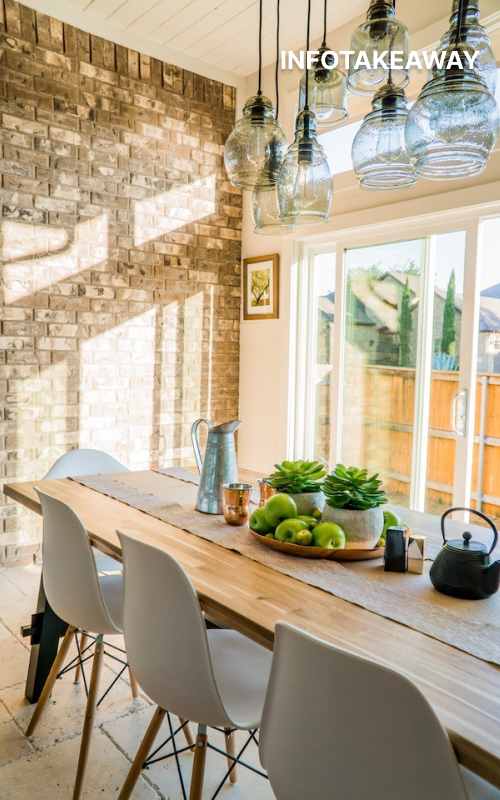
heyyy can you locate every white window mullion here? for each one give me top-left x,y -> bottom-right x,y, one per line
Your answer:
409,237 -> 435,511
453,221 -> 482,508
329,243 -> 346,468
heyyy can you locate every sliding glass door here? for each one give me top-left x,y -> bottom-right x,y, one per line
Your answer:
297,214 -> 486,514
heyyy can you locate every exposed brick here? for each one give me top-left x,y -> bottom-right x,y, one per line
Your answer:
0,0 -> 241,560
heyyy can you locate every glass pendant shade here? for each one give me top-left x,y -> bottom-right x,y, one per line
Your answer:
348,0 -> 409,95
406,54 -> 498,181
278,110 -> 332,225
224,93 -> 287,190
352,84 -> 416,190
438,0 -> 497,95
299,49 -> 348,129
252,186 -> 295,234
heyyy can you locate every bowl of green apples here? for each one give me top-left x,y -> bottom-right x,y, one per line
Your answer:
249,492 -> 385,561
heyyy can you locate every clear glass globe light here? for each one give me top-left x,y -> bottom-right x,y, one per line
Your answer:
405,56 -> 498,181
299,49 -> 348,129
348,0 -> 409,96
352,84 -> 416,190
223,93 -> 288,190
252,186 -> 295,234
277,110 -> 333,226
439,0 -> 497,95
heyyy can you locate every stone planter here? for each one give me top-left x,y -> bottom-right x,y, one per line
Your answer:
288,491 -> 325,516
322,505 -> 384,549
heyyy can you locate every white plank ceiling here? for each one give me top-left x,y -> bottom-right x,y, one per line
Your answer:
20,0 -> 477,85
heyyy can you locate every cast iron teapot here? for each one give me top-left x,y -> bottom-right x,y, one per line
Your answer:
430,507 -> 500,600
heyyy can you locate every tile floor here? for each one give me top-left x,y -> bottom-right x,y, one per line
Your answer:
0,563 -> 276,799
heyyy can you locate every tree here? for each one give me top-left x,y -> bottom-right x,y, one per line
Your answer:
441,270 -> 457,355
399,278 -> 413,367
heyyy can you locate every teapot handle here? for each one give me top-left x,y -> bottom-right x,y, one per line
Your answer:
441,507 -> 499,555
191,418 -> 211,474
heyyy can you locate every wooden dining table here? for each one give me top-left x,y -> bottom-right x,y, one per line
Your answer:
5,473 -> 500,790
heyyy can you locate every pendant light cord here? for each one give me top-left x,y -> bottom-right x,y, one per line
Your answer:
455,0 -> 467,46
275,0 -> 280,118
304,0 -> 312,110
322,0 -> 327,48
258,0 -> 263,94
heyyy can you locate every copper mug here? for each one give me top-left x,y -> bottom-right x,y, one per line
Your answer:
223,483 -> 252,526
258,479 -> 275,507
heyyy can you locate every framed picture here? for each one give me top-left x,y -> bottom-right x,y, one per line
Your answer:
243,254 -> 280,320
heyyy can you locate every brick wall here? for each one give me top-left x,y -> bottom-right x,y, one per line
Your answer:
0,0 -> 242,562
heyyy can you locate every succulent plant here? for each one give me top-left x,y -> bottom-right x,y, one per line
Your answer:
323,465 -> 387,510
268,460 -> 327,494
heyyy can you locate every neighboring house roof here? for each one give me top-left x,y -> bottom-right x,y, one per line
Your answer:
318,275 -> 500,335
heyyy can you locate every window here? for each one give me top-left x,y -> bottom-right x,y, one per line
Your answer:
294,214 -> 493,516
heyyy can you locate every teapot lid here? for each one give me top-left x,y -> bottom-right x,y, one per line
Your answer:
446,531 -> 487,556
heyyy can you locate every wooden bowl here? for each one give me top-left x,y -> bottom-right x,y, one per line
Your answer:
249,529 -> 384,561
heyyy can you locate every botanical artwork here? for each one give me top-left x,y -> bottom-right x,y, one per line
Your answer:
250,268 -> 271,307
243,255 -> 279,320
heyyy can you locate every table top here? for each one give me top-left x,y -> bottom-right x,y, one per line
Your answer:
6,475 -> 500,789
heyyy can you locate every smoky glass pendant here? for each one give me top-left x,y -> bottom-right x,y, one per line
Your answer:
277,110 -> 332,226
252,186 -> 295,234
406,58 -> 498,181
224,93 -> 288,190
438,0 -> 497,95
348,0 -> 409,96
299,49 -> 348,129
352,84 -> 416,190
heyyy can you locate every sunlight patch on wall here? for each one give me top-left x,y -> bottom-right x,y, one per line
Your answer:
1,214 -> 108,304
133,175 -> 216,247
79,307 -> 156,470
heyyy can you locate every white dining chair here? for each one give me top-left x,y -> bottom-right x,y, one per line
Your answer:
27,491 -> 193,800
117,530 -> 273,800
259,622 -> 500,800
44,448 -> 129,684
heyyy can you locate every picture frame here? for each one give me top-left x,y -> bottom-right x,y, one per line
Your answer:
243,253 -> 280,321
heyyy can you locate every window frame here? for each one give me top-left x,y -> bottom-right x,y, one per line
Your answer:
291,204 -> 500,514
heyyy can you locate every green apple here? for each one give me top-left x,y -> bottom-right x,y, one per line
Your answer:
297,515 -> 318,529
312,507 -> 322,520
312,522 -> 346,549
264,493 -> 297,527
275,518 -> 308,543
295,529 -> 313,546
265,533 -> 275,539
249,508 -> 273,535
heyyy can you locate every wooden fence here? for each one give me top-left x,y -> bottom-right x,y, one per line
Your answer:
317,366 -> 500,522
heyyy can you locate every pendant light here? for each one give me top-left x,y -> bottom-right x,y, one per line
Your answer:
277,0 -> 333,226
347,0 -> 409,96
298,0 -> 348,129
438,0 -> 497,95
224,0 -> 287,191
253,0 -> 295,234
405,0 -> 498,181
352,82 -> 416,189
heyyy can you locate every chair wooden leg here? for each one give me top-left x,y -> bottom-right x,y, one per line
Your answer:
72,636 -> 104,800
128,666 -> 139,699
118,706 -> 166,800
189,725 -> 207,800
224,728 -> 238,784
180,718 -> 195,750
74,632 -> 88,685
26,625 -> 76,737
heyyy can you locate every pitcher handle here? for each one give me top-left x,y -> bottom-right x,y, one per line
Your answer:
191,418 -> 211,474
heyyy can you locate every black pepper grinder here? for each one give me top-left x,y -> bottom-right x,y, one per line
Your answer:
384,526 -> 408,572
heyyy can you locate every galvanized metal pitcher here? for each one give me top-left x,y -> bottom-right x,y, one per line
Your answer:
191,418 -> 240,514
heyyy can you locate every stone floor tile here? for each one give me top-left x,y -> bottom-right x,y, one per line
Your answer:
1,564 -> 41,597
0,719 -> 34,767
104,707 -> 275,800
0,727 -> 159,799
0,622 -> 30,690
1,662 -> 149,751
